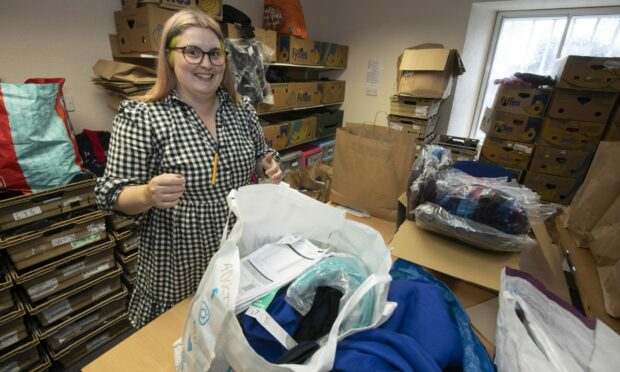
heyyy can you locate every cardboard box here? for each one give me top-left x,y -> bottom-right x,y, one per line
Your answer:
538,117 -> 606,152
397,44 -> 465,99
319,42 -> 348,68
492,84 -> 551,117
277,36 -> 320,65
603,102 -> 620,141
254,27 -> 277,61
388,115 -> 437,141
389,95 -> 441,119
554,55 -> 620,92
114,6 -> 175,53
529,145 -> 594,179
288,117 -> 317,146
479,137 -> 534,170
546,88 -> 618,123
481,108 -> 542,143
523,171 -> 582,205
291,82 -> 322,108
320,80 -> 345,104
257,82 -> 296,113
313,110 -> 343,138
262,123 -> 289,151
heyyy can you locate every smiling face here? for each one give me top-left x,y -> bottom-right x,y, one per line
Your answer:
172,26 -> 225,105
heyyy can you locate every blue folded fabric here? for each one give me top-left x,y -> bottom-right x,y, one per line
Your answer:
333,279 -> 463,371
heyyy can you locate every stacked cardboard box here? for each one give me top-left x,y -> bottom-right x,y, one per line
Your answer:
524,56 -> 620,205
393,44 -> 465,159
479,84 -> 552,183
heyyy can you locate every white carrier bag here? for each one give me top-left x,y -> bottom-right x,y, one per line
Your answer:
496,267 -> 620,371
176,183 -> 395,372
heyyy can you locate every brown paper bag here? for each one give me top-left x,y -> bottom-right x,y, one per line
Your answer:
597,261 -> 620,317
589,194 -> 620,266
330,123 -> 418,221
565,142 -> 620,247
284,164 -> 332,202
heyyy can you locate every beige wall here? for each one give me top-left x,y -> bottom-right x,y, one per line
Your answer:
2,0 -> 609,136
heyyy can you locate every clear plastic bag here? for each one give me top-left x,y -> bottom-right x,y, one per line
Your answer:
407,145 -> 453,220
224,38 -> 272,106
285,253 -> 374,331
414,202 -> 537,252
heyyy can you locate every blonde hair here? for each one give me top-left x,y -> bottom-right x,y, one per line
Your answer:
139,7 -> 239,103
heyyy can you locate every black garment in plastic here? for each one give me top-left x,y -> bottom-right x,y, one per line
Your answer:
75,130 -> 110,177
514,72 -> 555,87
223,4 -> 255,38
276,341 -> 320,365
225,38 -> 269,105
293,286 -> 343,342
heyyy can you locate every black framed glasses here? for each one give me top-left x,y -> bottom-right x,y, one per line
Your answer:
168,45 -> 226,66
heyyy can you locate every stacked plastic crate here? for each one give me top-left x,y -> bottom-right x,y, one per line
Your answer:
0,178 -> 131,369
107,213 -> 139,296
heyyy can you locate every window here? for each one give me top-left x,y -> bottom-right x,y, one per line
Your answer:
470,7 -> 620,138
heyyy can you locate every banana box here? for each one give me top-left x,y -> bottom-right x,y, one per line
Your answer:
481,108 -> 542,143
291,82 -> 322,108
546,88 -> 618,123
523,171 -> 582,205
262,123 -> 289,151
492,84 -> 551,117
529,145 -> 594,179
257,83 -> 297,113
538,117 -> 605,152
479,137 -> 534,170
554,55 -> 620,92
319,42 -> 348,68
320,80 -> 346,104
389,95 -> 441,120
288,117 -> 318,146
277,36 -> 320,65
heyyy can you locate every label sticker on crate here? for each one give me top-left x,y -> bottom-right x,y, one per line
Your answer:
52,233 -> 77,247
81,261 -> 112,279
12,206 -> 42,221
86,333 -> 110,352
63,261 -> 86,278
70,233 -> 102,249
62,196 -> 84,207
27,278 -> 59,298
43,299 -> 73,323
0,330 -> 19,349
92,285 -> 113,301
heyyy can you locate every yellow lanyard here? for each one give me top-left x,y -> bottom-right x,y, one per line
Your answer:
211,143 -> 219,185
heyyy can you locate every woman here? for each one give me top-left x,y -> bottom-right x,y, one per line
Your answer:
96,8 -> 281,328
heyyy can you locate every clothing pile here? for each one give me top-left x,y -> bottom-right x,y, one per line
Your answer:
239,257 -> 493,371
408,145 -> 555,252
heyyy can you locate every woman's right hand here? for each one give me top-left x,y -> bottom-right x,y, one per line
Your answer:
145,174 -> 186,209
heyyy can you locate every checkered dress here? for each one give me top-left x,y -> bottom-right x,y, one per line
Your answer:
96,89 -> 276,328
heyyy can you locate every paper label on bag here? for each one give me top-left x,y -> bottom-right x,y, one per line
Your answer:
43,299 -> 72,323
246,306 -> 297,350
52,233 -> 76,247
0,330 -> 19,349
13,206 -> 42,221
27,278 -> 59,297
62,196 -> 83,207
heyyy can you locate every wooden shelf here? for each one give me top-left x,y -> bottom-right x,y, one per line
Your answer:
257,102 -> 343,116
556,214 -> 620,334
269,62 -> 345,71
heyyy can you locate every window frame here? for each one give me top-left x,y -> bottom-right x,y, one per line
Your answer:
468,6 -> 620,139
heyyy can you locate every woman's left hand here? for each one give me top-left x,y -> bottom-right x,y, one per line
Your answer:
262,153 -> 282,184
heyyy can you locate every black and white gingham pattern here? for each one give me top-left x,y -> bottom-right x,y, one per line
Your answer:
96,89 -> 275,328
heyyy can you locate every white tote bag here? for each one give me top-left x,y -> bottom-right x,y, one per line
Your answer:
495,267 -> 620,372
176,183 -> 395,372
